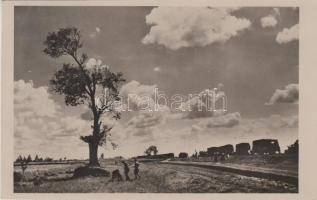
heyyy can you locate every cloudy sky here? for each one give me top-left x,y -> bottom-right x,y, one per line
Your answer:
14,7 -> 299,159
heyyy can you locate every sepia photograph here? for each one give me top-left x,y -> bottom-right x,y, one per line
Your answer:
12,6 -> 299,193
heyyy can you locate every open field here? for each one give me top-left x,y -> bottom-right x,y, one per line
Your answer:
14,155 -> 298,193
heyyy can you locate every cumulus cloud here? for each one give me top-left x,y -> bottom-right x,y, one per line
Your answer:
116,80 -> 172,138
14,80 -> 91,158
204,112 -> 240,128
128,111 -> 164,129
109,112 -> 163,144
260,8 -> 281,28
261,15 -> 278,28
192,112 -> 241,131
182,96 -> 213,118
119,82 -> 228,123
84,58 -> 109,73
14,80 -> 60,117
120,80 -> 156,111
119,80 -> 170,112
265,114 -> 298,128
181,86 -> 227,119
153,67 -> 161,72
276,24 -> 299,44
107,80 -> 173,141
120,81 -> 156,97
142,7 -> 251,50
266,83 -> 299,105
89,27 -> 102,38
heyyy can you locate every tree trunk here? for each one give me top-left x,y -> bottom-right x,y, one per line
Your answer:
89,92 -> 100,166
88,141 -> 100,166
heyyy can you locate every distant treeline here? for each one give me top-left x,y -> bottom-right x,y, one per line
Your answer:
14,154 -> 70,163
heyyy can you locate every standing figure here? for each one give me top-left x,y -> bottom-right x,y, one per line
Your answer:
134,159 -> 140,180
111,169 -> 123,182
121,161 -> 131,181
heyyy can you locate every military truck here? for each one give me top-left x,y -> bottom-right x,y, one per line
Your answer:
251,139 -> 280,155
235,143 -> 251,155
207,144 -> 234,156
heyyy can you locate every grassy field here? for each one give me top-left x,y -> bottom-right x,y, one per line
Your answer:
14,156 -> 298,193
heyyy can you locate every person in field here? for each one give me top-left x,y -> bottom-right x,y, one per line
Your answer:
134,159 -> 140,180
121,161 -> 131,181
111,169 -> 123,182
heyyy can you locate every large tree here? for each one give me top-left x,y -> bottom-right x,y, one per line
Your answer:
44,27 -> 125,166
